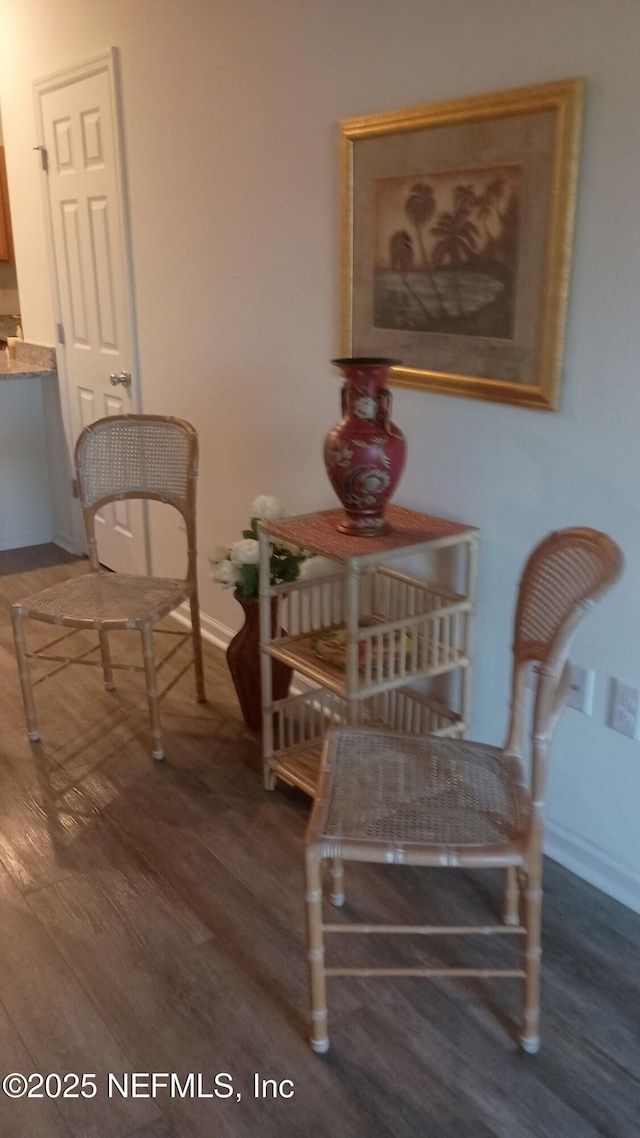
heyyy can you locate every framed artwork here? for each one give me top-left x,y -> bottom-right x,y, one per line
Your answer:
340,79 -> 584,410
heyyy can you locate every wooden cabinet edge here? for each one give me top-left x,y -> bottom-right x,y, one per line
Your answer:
0,147 -> 14,263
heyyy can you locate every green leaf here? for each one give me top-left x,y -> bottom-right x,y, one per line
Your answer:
241,563 -> 259,597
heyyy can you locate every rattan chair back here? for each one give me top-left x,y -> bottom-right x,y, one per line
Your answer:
514,527 -> 621,666
505,527 -> 623,775
75,414 -> 198,577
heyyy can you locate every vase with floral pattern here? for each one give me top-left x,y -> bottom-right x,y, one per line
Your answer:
324,357 -> 407,536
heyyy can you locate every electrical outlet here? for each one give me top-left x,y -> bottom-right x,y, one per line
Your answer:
608,678 -> 640,738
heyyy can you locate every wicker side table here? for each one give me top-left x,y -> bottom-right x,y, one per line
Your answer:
258,505 -> 478,797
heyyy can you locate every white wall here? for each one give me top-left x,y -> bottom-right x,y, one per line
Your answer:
0,0 -> 638,909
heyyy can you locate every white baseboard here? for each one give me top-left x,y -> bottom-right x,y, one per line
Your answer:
53,528 -> 81,555
545,820 -> 640,914
174,605 -> 640,915
173,602 -> 232,652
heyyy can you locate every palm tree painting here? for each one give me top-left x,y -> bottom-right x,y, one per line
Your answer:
388,229 -> 432,325
374,164 -> 521,337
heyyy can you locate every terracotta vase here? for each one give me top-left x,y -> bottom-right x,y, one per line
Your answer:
226,590 -> 292,732
324,357 -> 407,536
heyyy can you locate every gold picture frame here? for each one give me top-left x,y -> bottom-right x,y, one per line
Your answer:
340,79 -> 583,410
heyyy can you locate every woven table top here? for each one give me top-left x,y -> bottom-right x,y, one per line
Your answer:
263,505 -> 476,564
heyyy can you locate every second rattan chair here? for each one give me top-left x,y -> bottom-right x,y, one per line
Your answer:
305,527 -> 622,1055
11,414 -> 206,760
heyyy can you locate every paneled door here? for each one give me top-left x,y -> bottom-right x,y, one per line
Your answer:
35,51 -> 148,573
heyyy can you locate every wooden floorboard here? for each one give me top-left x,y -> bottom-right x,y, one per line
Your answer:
0,544 -> 637,1136
0,999 -> 73,1138
0,859 -> 160,1137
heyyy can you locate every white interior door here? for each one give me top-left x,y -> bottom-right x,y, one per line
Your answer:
35,52 -> 147,574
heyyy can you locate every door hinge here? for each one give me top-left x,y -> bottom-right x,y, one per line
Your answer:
33,145 -> 48,173
71,478 -> 79,499
57,322 -> 65,345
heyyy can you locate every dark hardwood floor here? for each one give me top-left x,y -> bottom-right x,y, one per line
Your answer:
0,544 -> 637,1137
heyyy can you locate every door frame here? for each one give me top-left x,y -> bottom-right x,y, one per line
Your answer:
34,47 -> 149,567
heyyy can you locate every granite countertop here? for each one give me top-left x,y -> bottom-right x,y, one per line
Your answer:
0,357 -> 56,380
0,342 -> 57,380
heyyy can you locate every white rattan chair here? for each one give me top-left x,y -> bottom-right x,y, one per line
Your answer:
11,414 -> 206,760
305,527 -> 622,1055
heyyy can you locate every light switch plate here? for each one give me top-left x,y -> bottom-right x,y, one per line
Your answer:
527,661 -> 594,715
566,664 -> 595,715
608,678 -> 640,738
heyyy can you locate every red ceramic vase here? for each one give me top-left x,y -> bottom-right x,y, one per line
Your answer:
324,357 -> 407,536
226,591 -> 292,732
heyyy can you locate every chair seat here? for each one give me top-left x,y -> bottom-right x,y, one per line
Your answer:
313,728 -> 529,857
15,571 -> 189,629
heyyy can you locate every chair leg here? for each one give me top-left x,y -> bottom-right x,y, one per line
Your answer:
329,857 -> 345,907
11,607 -> 40,741
502,865 -> 520,925
98,630 -> 115,690
305,845 -> 329,1053
189,593 -> 207,703
520,862 -> 542,1053
141,625 -> 165,760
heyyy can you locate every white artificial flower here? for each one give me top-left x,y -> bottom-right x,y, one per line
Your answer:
210,544 -> 231,565
231,538 -> 260,565
211,558 -> 241,587
251,495 -> 286,521
298,556 -> 340,580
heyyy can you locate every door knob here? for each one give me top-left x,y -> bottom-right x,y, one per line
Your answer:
109,371 -> 132,388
